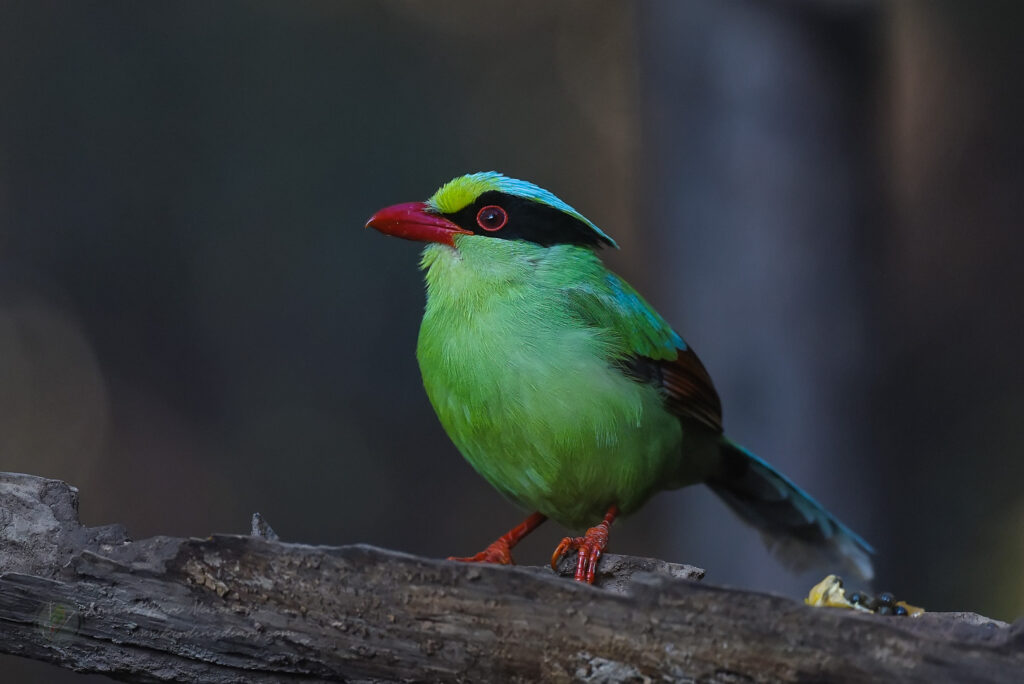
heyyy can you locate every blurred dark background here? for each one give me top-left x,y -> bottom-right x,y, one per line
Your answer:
2,1 -> 1022,680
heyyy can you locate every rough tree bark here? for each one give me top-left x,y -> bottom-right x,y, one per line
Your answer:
0,472 -> 1021,683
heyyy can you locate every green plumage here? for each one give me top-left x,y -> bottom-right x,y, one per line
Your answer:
418,238 -> 720,527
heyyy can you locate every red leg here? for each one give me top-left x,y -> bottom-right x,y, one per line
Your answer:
449,512 -> 547,565
550,505 -> 618,584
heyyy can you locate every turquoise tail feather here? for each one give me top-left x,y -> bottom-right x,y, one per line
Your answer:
707,440 -> 875,580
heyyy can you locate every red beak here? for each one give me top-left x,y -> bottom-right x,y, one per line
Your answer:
365,201 -> 472,246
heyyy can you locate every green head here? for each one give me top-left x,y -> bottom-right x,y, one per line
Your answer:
366,172 -> 617,249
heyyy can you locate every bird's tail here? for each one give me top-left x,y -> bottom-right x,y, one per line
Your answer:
707,439 -> 874,580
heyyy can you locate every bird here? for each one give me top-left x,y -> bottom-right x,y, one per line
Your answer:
366,171 -> 873,584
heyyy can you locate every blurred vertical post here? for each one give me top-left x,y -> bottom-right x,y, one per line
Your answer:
638,0 -> 881,595
879,0 -> 1024,618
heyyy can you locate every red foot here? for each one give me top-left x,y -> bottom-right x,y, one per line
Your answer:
448,512 -> 546,566
448,537 -> 513,565
550,505 -> 618,584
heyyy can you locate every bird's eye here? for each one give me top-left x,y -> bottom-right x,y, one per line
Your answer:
476,205 -> 508,232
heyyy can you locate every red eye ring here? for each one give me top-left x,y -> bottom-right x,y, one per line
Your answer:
476,205 -> 508,231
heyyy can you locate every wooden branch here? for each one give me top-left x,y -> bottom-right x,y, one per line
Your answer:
0,472 -> 1021,682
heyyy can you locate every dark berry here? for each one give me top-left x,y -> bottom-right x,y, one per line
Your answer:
879,592 -> 896,606
877,605 -> 893,616
894,605 -> 908,616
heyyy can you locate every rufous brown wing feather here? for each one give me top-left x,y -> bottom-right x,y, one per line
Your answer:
619,348 -> 723,433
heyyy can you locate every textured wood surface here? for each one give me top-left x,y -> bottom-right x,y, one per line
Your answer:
0,472 -> 1021,682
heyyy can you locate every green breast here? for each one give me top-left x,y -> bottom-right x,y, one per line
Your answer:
415,240 -> 693,529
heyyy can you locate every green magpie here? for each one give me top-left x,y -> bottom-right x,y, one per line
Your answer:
366,172 -> 873,584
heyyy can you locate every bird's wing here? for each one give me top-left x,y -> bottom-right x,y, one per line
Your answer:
617,350 -> 723,433
565,274 -> 723,433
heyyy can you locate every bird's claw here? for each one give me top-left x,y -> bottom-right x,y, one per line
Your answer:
550,520 -> 611,584
448,538 -> 514,565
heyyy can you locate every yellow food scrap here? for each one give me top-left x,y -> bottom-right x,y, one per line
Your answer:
805,574 -> 858,609
895,600 -> 926,617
